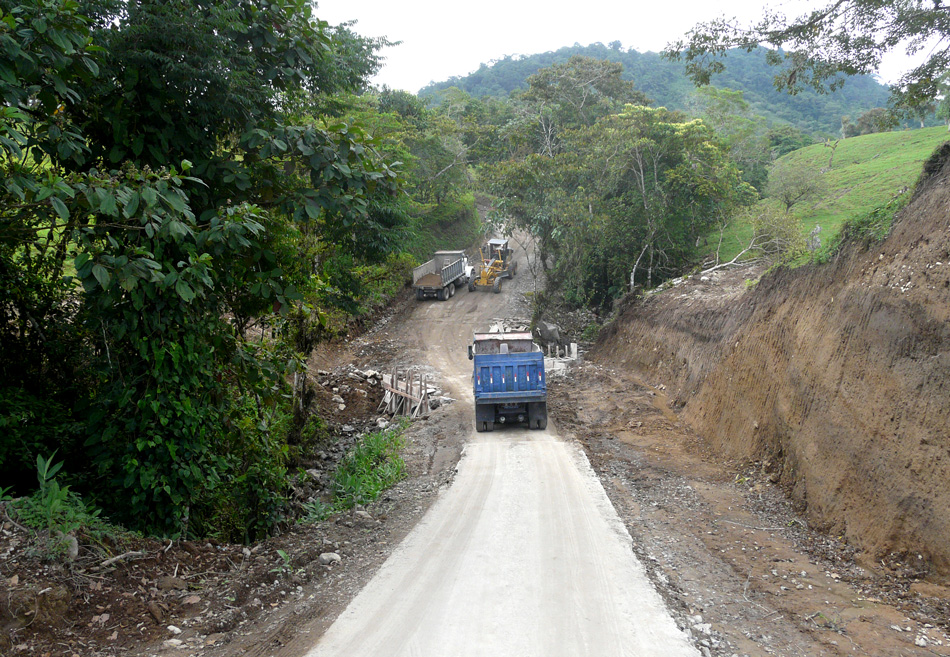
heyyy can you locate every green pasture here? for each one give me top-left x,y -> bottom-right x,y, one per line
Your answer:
715,126 -> 950,264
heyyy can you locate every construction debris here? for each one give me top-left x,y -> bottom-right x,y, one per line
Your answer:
378,369 -> 432,419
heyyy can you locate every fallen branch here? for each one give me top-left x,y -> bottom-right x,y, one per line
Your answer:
99,551 -> 145,568
1,503 -> 30,534
700,233 -> 768,274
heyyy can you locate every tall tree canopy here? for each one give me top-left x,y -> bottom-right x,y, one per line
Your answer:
664,0 -> 950,110
421,43 -> 891,136
0,0 -> 402,536
519,56 -> 651,156
487,106 -> 755,306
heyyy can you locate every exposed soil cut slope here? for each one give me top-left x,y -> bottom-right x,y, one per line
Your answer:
596,144 -> 950,578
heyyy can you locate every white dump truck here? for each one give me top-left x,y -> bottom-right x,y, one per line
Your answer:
412,250 -> 474,301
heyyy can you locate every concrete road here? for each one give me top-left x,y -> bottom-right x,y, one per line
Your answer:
305,266 -> 698,657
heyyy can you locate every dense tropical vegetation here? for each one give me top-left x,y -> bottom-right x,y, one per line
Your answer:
420,44 -> 894,136
0,0 -> 477,540
666,0 -> 950,113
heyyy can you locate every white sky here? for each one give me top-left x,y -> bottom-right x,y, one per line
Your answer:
315,0 -> 917,94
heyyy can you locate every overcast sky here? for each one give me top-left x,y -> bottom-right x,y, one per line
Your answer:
315,0 -> 914,94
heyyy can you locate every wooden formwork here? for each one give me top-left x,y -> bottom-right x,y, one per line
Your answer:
378,368 -> 431,419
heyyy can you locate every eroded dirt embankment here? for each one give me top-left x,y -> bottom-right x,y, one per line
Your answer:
595,144 -> 950,577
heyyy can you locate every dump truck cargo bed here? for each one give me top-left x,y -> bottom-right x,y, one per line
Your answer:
412,250 -> 471,301
469,331 -> 547,431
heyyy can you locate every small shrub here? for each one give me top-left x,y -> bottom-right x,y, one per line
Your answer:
332,423 -> 406,507
748,204 -> 807,262
579,323 -> 601,342
288,413 -> 332,466
7,453 -> 110,558
301,421 -> 407,522
190,392 -> 292,543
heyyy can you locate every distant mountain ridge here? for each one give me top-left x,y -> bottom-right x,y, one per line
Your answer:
419,43 -> 891,136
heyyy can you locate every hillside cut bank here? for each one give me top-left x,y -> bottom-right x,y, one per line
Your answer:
595,144 -> 950,577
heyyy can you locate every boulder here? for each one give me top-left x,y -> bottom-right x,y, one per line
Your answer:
535,320 -> 563,347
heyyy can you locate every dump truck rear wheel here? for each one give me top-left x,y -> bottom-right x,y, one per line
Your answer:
415,288 -> 424,300
449,283 -> 456,297
529,402 -> 547,430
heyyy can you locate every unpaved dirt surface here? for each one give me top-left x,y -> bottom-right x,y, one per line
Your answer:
4,206 -> 950,657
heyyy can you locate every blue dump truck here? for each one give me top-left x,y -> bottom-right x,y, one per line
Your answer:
468,331 -> 547,431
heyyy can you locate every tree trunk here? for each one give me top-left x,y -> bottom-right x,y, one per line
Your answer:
647,246 -> 654,290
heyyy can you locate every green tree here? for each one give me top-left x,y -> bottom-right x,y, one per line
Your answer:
1,0 -> 106,489
688,87 -> 771,190
938,96 -> 950,131
0,0 -> 403,536
765,125 -> 816,158
665,0 -> 950,110
766,159 -> 827,213
855,107 -> 899,135
520,56 -> 651,155
841,115 -> 860,138
487,106 -> 755,306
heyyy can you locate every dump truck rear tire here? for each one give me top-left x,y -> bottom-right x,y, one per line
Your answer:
529,402 -> 547,430
415,288 -> 424,300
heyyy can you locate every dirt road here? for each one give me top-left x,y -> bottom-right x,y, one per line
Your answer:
304,265 -> 697,656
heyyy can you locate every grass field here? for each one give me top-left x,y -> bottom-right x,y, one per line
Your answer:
714,126 -> 950,263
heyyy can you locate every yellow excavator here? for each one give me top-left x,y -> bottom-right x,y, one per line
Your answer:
469,238 -> 517,293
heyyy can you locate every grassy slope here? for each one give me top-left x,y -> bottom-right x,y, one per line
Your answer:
715,126 -> 950,263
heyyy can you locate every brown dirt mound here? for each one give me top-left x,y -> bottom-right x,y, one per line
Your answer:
595,143 -> 950,578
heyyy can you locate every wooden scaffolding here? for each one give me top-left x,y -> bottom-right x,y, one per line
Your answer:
378,368 -> 431,419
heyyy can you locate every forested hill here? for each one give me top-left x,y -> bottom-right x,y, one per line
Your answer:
419,44 -> 891,136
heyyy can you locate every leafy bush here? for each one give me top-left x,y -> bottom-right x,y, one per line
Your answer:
7,453 -> 107,558
302,421 -> 407,522
191,392 -> 292,543
74,171 -> 298,536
